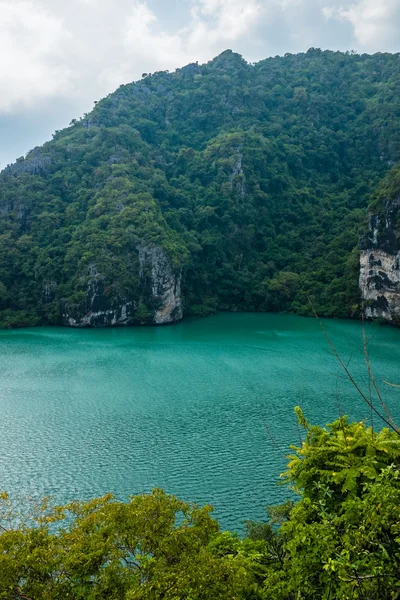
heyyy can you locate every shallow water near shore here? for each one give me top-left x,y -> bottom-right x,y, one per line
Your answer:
0,312 -> 399,531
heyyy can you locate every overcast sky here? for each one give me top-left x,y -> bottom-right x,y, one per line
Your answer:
1,0 -> 400,168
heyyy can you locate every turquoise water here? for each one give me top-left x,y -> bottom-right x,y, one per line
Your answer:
0,313 -> 399,531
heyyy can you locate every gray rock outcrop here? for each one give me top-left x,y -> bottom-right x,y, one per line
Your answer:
5,148 -> 52,176
138,246 -> 182,324
62,247 -> 182,327
359,195 -> 400,322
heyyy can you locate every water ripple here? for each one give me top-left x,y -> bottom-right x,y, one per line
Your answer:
0,313 -> 399,531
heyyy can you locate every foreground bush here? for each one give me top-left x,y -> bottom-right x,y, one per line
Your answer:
1,414 -> 399,599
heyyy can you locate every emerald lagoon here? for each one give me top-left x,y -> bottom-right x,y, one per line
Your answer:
0,313 -> 399,531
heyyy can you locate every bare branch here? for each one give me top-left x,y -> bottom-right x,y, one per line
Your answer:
383,380 -> 400,389
307,295 -> 400,435
263,422 -> 287,458
361,311 -> 398,430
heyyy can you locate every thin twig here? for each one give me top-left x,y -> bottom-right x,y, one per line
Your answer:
361,311 -> 398,430
307,295 -> 399,435
342,574 -> 389,581
263,422 -> 287,459
383,380 -> 400,389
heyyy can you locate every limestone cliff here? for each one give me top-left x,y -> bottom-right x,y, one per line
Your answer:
360,185 -> 400,323
138,247 -> 182,325
63,247 -> 182,327
5,148 -> 52,176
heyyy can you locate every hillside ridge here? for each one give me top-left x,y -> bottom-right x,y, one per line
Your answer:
0,48 -> 399,327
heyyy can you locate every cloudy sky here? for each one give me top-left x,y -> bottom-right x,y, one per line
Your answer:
1,0 -> 400,168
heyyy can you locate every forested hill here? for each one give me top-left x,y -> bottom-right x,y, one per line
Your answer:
0,48 -> 400,327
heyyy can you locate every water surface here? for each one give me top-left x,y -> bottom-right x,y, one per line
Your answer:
0,313 -> 399,530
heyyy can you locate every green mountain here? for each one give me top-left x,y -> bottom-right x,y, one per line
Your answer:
1,48 -> 400,328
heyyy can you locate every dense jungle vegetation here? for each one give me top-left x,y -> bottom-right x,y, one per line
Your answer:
0,48 -> 400,327
1,412 -> 400,599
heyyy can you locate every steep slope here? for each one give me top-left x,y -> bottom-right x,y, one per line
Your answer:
0,48 -> 399,327
360,165 -> 400,323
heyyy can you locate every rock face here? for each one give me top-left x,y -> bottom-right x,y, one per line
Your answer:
63,247 -> 182,327
138,246 -> 182,325
5,148 -> 52,176
359,195 -> 400,322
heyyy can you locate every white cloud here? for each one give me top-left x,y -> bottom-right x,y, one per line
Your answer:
323,0 -> 400,52
322,6 -> 335,20
2,0 -> 400,117
0,0 -> 399,166
118,2 -> 185,79
0,0 -> 74,111
189,0 -> 262,47
100,0 -> 263,91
